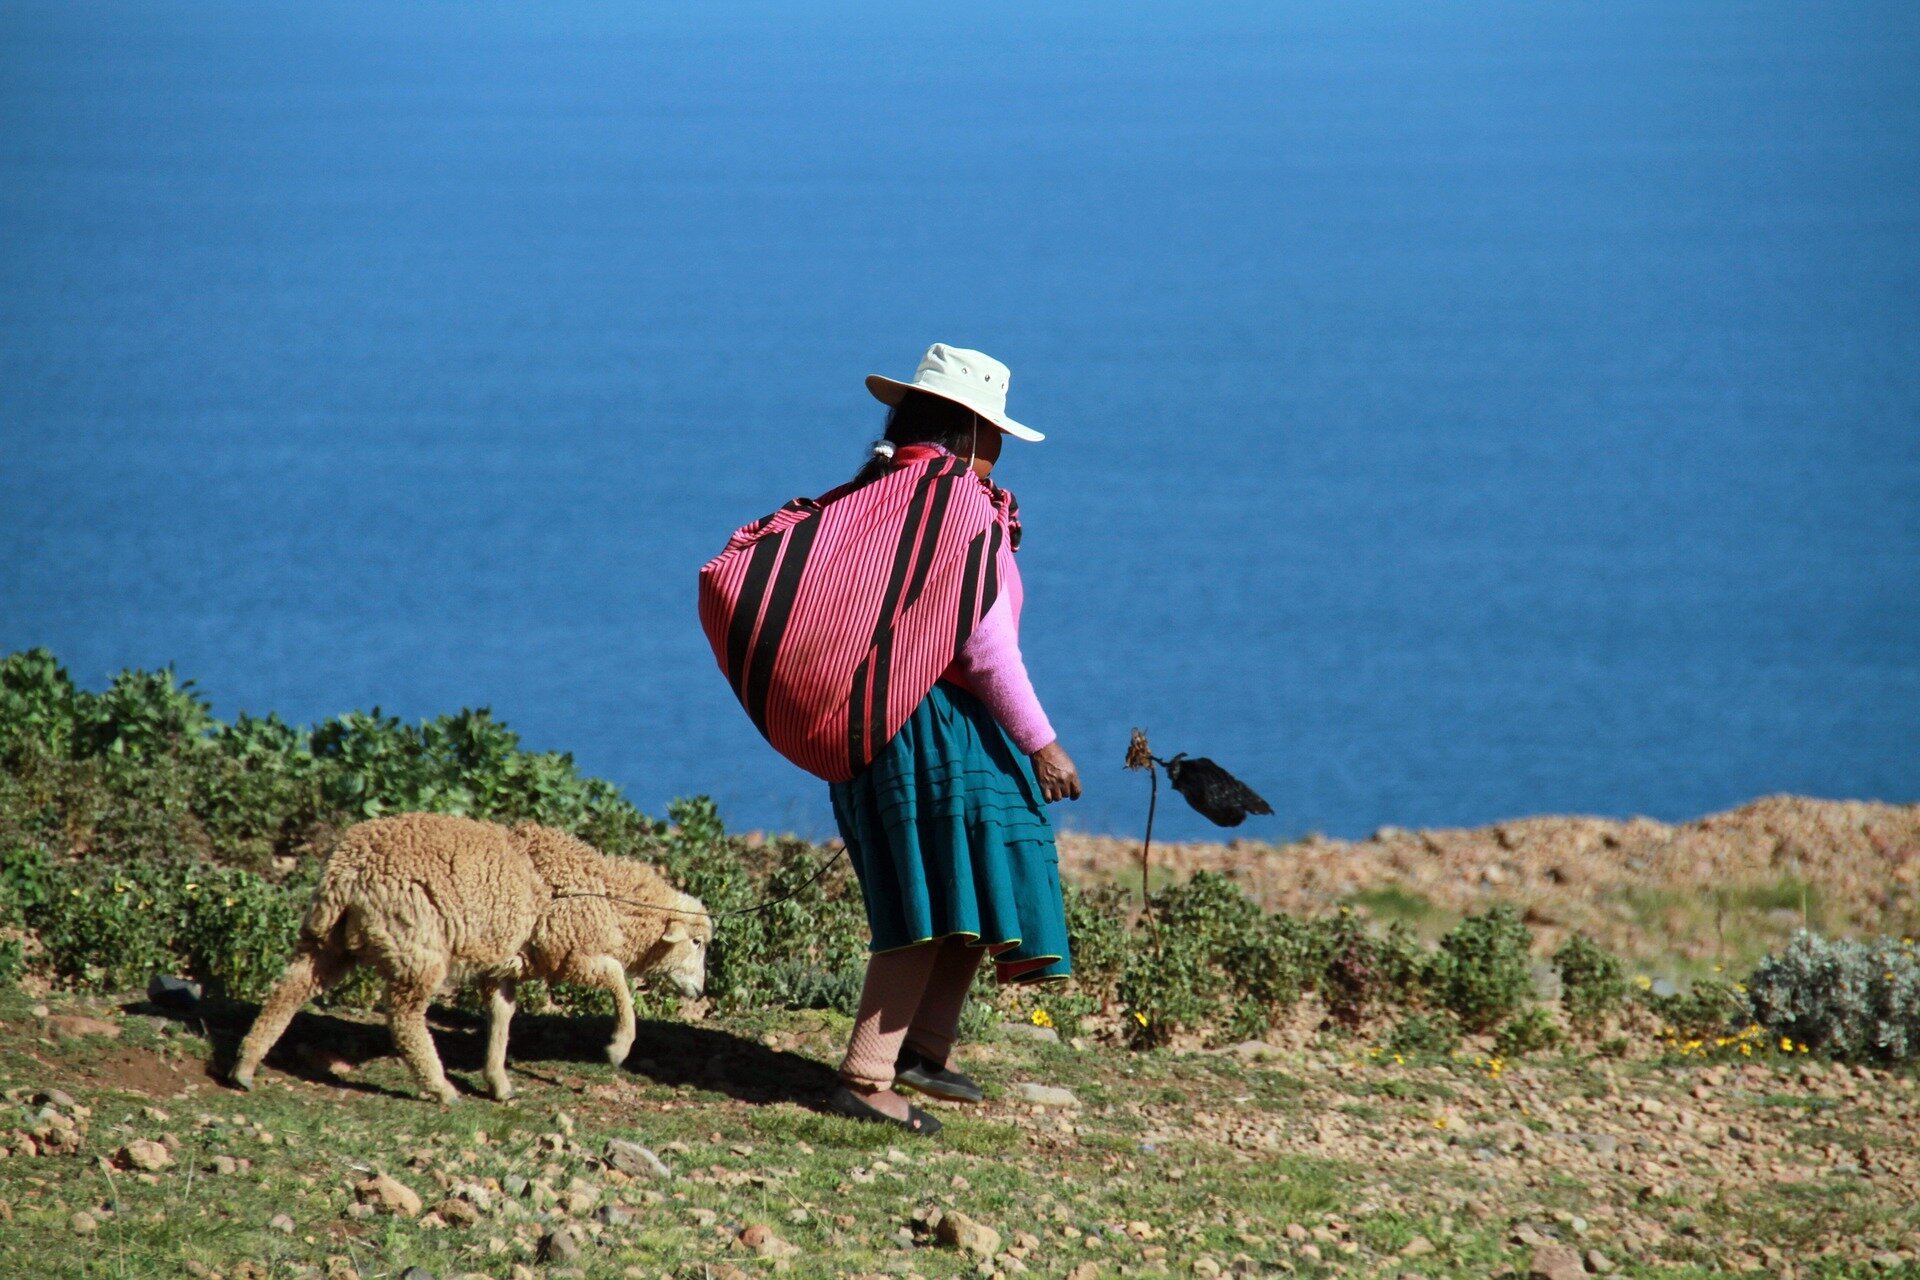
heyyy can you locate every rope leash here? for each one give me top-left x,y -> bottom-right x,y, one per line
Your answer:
546,845 -> 849,923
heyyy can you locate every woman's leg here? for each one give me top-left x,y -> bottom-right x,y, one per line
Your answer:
904,936 -> 985,1066
839,941 -> 942,1120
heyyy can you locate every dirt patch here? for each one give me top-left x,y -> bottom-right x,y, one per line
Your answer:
1057,795 -> 1920,964
68,1043 -> 196,1098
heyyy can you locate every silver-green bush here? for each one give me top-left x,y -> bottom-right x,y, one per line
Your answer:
1746,931 -> 1920,1062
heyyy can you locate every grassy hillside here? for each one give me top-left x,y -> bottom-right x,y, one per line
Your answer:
3,649 -> 1919,1276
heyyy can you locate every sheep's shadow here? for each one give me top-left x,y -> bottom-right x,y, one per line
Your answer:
150,997 -> 838,1110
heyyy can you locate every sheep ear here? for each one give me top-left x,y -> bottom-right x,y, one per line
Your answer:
662,922 -> 689,944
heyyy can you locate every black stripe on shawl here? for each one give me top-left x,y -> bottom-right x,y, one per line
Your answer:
725,533 -> 785,702
743,505 -> 823,731
979,519 -> 1003,621
899,463 -> 956,614
846,459 -> 954,774
952,528 -> 988,653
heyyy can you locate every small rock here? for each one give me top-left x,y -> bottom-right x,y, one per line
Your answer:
1585,1249 -> 1615,1274
436,1198 -> 481,1228
1010,1083 -> 1078,1107
595,1203 -> 635,1227
118,1141 -> 174,1172
147,974 -> 202,1011
208,1156 -> 238,1176
1193,1258 -> 1222,1278
997,1021 -> 1061,1044
268,1214 -> 294,1235
354,1173 -> 423,1219
538,1227 -> 583,1264
1225,1040 -> 1281,1062
37,1088 -> 77,1110
1066,1266 -> 1100,1280
1400,1236 -> 1434,1257
603,1140 -> 671,1179
72,1211 -> 98,1235
398,1269 -> 437,1280
1529,1244 -> 1586,1280
937,1210 -> 1002,1258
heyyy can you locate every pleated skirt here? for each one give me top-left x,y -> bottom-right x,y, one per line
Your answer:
829,681 -> 1072,985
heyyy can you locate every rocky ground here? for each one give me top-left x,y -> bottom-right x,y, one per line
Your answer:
1055,797 -> 1920,975
2,981 -> 1918,1280
4,795 -> 1919,1278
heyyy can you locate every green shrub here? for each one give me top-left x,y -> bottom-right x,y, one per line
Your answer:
73,666 -> 217,763
1493,1006 -> 1562,1057
1428,906 -> 1534,1033
0,649 -> 81,761
1385,1011 -> 1460,1058
1061,882 -> 1130,998
1553,933 -> 1628,1033
1313,909 -> 1427,1028
1642,975 -> 1749,1042
183,864 -> 307,1000
28,858 -> 193,992
1120,872 -> 1312,1046
1747,931 -> 1920,1062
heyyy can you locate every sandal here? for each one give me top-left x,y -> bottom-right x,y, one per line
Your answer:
824,1083 -> 943,1137
893,1048 -> 985,1104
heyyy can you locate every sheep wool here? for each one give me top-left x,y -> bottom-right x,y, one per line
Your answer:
230,812 -> 710,1104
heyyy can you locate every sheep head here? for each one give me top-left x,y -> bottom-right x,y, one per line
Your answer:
642,891 -> 711,999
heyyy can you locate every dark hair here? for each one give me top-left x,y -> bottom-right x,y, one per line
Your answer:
850,388 -> 982,486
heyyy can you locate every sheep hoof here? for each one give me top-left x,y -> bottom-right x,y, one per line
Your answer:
429,1085 -> 459,1106
606,1042 -> 633,1067
229,1067 -> 254,1092
488,1080 -> 515,1102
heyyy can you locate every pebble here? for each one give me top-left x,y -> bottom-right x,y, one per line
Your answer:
936,1211 -> 1002,1258
118,1140 -> 173,1172
354,1173 -> 423,1219
1010,1083 -> 1079,1107
603,1140 -> 671,1180
268,1213 -> 294,1235
1527,1244 -> 1586,1280
71,1211 -> 98,1235
538,1227 -> 584,1263
997,1022 -> 1061,1044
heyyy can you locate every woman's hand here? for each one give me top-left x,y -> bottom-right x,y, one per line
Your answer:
1030,741 -> 1081,803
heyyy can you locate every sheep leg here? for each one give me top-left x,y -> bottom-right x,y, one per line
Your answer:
479,977 -> 518,1101
580,954 -> 638,1067
386,961 -> 459,1105
230,942 -> 351,1091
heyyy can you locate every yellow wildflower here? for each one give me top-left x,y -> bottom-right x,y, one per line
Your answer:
1133,1011 -> 1149,1026
1030,1008 -> 1054,1029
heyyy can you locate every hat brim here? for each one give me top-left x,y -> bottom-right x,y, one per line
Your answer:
865,374 -> 1046,443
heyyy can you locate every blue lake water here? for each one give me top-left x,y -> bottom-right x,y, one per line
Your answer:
3,1 -> 1917,843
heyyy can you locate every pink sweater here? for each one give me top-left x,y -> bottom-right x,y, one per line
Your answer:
941,553 -> 1056,754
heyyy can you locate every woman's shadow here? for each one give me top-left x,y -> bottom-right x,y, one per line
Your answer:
160,995 -> 840,1107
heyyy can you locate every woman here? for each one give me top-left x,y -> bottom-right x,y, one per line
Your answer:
698,343 -> 1079,1136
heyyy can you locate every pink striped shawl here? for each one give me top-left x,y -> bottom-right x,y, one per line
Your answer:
699,446 -> 1021,783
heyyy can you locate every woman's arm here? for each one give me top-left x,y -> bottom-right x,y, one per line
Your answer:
953,595 -> 1054,753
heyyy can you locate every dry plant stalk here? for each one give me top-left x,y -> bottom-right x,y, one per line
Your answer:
1125,728 -> 1159,931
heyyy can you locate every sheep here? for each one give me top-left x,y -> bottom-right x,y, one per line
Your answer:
229,812 -> 710,1104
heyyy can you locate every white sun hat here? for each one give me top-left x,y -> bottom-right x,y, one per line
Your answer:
865,343 -> 1044,442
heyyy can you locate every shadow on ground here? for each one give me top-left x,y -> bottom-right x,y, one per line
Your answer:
123,997 -> 840,1110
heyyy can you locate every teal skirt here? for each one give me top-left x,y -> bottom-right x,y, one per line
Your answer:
830,681 -> 1072,984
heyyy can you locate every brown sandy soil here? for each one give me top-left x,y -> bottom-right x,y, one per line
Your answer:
1056,796 -> 1920,972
